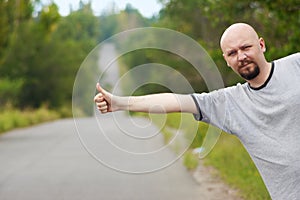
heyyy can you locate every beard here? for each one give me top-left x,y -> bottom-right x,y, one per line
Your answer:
238,63 -> 260,80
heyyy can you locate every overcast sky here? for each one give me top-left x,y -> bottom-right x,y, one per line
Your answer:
41,0 -> 163,17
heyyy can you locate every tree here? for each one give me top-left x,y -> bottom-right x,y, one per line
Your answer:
99,3 -> 152,41
1,3 -> 61,108
0,0 -> 34,64
0,0 -> 35,107
1,1 -> 101,109
52,2 -> 100,114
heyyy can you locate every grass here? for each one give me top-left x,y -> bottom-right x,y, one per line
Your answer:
0,105 -> 71,134
137,112 -> 271,200
183,150 -> 199,170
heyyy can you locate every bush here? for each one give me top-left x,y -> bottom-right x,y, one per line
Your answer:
0,106 -> 60,134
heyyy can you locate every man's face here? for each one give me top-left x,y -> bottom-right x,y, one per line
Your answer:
221,25 -> 266,81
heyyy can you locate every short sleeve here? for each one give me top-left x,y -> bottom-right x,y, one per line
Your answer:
191,89 -> 228,132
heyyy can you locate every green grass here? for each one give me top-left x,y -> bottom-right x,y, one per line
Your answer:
0,106 -> 71,134
183,150 -> 199,170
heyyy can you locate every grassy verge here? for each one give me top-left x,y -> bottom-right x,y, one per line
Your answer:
0,106 -> 71,134
137,112 -> 270,200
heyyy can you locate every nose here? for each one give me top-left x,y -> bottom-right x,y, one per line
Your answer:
237,51 -> 247,61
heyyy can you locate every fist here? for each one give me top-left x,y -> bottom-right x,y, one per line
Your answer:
94,83 -> 111,113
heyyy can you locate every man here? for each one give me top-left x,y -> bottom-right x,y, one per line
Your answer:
94,23 -> 300,199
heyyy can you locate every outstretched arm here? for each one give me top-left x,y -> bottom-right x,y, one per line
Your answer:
94,83 -> 198,114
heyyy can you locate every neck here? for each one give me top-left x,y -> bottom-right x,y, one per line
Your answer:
247,62 -> 272,88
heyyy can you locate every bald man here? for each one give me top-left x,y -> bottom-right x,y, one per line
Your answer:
94,23 -> 300,199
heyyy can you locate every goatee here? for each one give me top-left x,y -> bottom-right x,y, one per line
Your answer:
240,65 -> 260,80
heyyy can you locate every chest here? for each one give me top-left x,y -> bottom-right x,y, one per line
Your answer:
228,73 -> 300,139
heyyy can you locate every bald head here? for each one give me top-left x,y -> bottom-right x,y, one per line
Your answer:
219,23 -> 270,85
220,23 -> 259,53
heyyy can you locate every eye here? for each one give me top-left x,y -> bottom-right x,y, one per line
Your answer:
227,50 -> 236,57
242,45 -> 252,50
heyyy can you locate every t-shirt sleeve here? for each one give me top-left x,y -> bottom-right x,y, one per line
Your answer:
191,89 -> 229,132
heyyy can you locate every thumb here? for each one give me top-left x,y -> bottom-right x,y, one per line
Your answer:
96,83 -> 106,94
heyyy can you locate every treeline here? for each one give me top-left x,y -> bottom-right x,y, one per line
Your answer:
0,0 -> 156,114
0,0 -> 299,113
0,1 -> 98,111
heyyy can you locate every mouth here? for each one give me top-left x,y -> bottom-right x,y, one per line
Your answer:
238,62 -> 260,80
239,61 -> 253,70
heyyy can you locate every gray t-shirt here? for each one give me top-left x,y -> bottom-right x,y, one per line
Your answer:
191,53 -> 300,199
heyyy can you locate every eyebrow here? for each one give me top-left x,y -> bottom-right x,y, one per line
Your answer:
225,43 -> 253,55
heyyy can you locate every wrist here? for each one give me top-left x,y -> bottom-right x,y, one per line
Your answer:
113,96 -> 131,111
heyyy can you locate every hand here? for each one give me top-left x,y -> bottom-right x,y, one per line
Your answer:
94,83 -> 114,113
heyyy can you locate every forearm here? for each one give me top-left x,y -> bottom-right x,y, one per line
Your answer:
115,93 -> 197,114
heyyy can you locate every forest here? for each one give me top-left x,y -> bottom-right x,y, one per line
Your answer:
0,0 -> 299,112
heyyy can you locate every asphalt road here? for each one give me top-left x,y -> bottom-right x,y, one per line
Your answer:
0,113 -> 213,200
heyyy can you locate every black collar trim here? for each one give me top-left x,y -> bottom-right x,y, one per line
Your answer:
249,62 -> 274,90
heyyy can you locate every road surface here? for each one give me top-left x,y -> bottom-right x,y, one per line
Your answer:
0,116 -> 212,200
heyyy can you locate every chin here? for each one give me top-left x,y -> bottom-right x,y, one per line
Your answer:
240,66 -> 260,80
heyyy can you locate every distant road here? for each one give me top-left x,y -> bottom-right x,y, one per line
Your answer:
98,43 -> 122,95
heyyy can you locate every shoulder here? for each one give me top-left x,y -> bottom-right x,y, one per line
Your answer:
279,52 -> 300,60
192,83 -> 248,101
274,53 -> 300,65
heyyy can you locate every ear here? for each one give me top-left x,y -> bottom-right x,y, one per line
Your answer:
222,53 -> 230,67
259,37 -> 266,53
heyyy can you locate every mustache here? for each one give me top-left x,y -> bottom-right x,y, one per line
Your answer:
239,60 -> 253,68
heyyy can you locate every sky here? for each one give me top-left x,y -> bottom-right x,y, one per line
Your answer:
41,0 -> 163,18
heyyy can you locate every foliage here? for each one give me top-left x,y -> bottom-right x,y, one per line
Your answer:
0,106 -> 60,134
0,0 -> 33,61
0,78 -> 23,106
183,150 -> 199,170
0,1 -> 153,115
53,3 -> 101,115
0,1 -> 100,112
1,0 -> 298,112
99,3 -> 153,41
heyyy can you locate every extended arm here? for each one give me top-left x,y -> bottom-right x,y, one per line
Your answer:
94,83 -> 198,114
